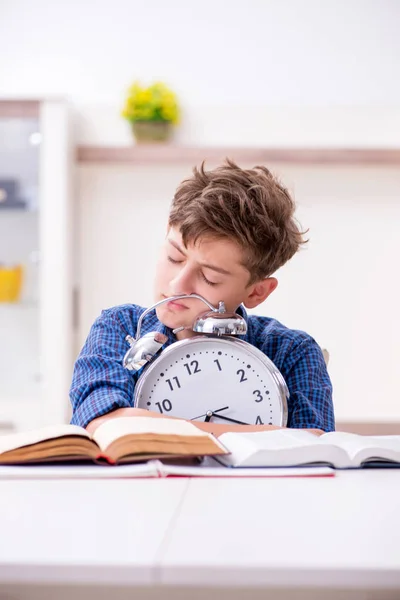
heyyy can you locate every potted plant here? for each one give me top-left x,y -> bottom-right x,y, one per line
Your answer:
122,81 -> 180,143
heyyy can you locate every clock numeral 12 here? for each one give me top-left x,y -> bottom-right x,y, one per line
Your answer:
155,399 -> 173,413
214,359 -> 222,371
166,376 -> 181,391
184,360 -> 201,375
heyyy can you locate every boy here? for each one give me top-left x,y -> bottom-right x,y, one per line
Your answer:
70,160 -> 334,435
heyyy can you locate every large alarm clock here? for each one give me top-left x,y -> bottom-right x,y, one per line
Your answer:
123,294 -> 288,427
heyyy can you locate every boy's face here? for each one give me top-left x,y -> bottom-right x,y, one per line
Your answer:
154,227 -> 277,339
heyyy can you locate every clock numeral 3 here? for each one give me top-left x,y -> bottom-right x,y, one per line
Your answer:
255,415 -> 264,425
184,360 -> 201,375
236,369 -> 248,383
166,376 -> 181,391
253,390 -> 263,402
155,399 -> 173,413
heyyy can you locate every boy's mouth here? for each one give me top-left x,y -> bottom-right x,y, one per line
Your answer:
162,295 -> 189,310
167,300 -> 188,310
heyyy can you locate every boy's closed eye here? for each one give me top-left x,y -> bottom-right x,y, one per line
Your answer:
167,255 -> 183,265
167,256 -> 219,286
200,272 -> 218,286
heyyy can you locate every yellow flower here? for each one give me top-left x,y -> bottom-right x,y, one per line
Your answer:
121,80 -> 180,124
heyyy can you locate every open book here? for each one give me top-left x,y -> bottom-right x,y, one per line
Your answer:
0,460 -> 334,479
216,429 -> 400,468
1,420 -> 397,470
0,417 -> 227,465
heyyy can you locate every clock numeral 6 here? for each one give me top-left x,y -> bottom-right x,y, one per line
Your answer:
155,399 -> 173,413
184,360 -> 201,375
253,390 -> 263,402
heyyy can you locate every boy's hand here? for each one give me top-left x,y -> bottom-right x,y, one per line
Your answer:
85,407 -> 173,434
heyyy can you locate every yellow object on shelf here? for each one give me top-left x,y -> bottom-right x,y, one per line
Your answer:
0,265 -> 23,302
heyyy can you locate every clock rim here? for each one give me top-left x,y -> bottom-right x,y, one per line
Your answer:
133,335 -> 288,427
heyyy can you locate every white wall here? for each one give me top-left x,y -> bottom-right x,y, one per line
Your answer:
1,0 -> 400,422
78,162 -> 400,422
1,0 -> 400,105
1,0 -> 400,144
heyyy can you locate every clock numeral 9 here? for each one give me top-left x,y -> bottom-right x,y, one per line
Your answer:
236,369 -> 248,383
155,399 -> 173,413
253,390 -> 263,402
184,360 -> 201,375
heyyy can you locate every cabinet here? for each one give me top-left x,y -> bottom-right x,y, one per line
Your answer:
0,99 -> 73,432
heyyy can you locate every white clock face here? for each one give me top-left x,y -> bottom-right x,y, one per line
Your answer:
134,337 -> 288,426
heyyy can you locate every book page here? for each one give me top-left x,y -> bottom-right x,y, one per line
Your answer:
0,462 -> 161,479
247,429 -> 322,448
159,461 -> 335,478
218,429 -> 350,468
0,461 -> 334,479
92,416 -> 225,453
0,424 -> 90,455
220,429 -> 321,452
217,429 -> 336,467
321,432 -> 400,465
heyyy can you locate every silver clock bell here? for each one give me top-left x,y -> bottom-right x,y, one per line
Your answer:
123,294 -> 288,427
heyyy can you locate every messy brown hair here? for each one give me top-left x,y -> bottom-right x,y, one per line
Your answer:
169,159 -> 307,284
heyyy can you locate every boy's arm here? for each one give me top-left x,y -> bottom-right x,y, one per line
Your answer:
85,407 -> 324,436
192,421 -> 324,436
70,309 -> 136,429
83,328 -> 332,437
279,336 -> 334,432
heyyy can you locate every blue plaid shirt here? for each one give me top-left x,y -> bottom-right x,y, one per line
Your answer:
70,304 -> 334,431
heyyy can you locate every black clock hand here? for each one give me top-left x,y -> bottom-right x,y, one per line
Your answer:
191,406 -> 230,421
191,407 -> 249,425
210,413 -> 249,425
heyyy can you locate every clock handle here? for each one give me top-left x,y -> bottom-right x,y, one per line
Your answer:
135,294 -> 221,340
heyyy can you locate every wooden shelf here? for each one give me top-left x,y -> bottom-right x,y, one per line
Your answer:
77,145 -> 400,166
0,100 -> 40,118
336,421 -> 400,435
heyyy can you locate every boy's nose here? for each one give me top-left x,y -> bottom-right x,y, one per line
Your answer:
170,268 -> 195,295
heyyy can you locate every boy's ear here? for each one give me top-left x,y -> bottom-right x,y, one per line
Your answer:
243,277 -> 278,309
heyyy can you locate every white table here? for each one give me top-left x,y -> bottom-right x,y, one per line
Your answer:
0,471 -> 399,600
0,478 -> 188,593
